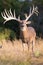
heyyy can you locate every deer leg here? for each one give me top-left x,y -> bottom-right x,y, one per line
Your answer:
30,41 -> 36,57
32,39 -> 36,55
27,41 -> 29,50
32,41 -> 34,55
22,42 -> 24,51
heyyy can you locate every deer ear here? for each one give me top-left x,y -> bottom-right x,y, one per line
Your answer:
26,21 -> 31,24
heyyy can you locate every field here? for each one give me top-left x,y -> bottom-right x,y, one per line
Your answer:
0,38 -> 43,65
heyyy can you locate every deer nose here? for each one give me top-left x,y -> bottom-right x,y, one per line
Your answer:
21,24 -> 24,27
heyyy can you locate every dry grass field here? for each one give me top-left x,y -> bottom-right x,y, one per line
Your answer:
0,38 -> 43,65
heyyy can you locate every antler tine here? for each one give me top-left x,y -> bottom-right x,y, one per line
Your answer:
25,5 -> 39,22
29,7 -> 32,14
4,9 -> 10,17
34,6 -> 39,16
1,12 -> 8,24
7,11 -> 11,17
24,13 -> 28,18
1,12 -> 7,20
33,5 -> 34,11
18,15 -> 20,20
1,12 -> 5,19
3,12 -> 6,17
5,9 -> 13,17
32,5 -> 36,13
35,6 -> 39,13
1,12 -> 4,18
9,9 -> 13,17
1,9 -> 22,23
14,10 -> 16,18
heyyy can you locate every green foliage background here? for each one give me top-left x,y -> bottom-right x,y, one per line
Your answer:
0,0 -> 43,40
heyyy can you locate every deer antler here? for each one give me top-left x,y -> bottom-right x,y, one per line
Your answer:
25,5 -> 39,22
1,9 -> 21,24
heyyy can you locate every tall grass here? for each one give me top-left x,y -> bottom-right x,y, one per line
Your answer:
0,60 -> 31,65
0,57 -> 31,65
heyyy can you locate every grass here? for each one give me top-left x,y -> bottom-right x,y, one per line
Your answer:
0,27 -> 43,65
34,50 -> 40,57
0,57 -> 31,65
0,27 -> 32,65
0,60 -> 31,65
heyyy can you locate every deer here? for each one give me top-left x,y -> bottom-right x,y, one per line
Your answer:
1,5 -> 39,55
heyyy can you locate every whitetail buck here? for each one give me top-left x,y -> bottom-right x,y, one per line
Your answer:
1,5 -> 39,54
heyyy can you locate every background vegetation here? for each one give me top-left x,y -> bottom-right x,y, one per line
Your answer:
0,0 -> 43,40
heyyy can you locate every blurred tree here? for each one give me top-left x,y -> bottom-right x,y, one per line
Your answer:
32,0 -> 43,5
0,0 -> 43,38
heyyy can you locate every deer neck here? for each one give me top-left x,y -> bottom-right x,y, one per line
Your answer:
20,26 -> 27,31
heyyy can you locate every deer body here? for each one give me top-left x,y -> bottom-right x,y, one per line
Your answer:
1,5 -> 39,54
20,21 -> 36,52
20,26 -> 36,42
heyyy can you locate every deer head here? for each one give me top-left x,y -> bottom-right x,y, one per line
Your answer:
1,5 -> 39,30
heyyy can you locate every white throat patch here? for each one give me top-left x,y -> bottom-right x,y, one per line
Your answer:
21,27 -> 26,31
